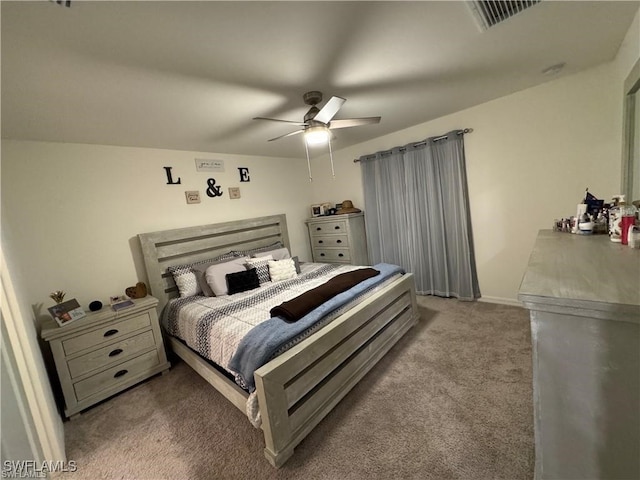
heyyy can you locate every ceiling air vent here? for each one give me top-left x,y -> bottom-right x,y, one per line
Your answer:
468,0 -> 541,31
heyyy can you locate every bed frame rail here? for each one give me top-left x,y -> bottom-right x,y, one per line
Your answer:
254,273 -> 418,467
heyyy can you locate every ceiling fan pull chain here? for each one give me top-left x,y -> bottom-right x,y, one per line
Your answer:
304,141 -> 313,182
328,136 -> 335,179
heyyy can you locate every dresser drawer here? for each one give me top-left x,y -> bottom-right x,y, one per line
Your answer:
314,248 -> 351,262
309,220 -> 347,235
311,234 -> 349,248
73,350 -> 160,401
67,330 -> 156,379
62,312 -> 152,356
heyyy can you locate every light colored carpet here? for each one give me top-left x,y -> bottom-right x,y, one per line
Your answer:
55,296 -> 534,480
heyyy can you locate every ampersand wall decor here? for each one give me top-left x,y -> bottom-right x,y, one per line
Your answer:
206,178 -> 223,198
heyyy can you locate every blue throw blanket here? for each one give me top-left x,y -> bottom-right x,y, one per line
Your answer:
228,263 -> 404,392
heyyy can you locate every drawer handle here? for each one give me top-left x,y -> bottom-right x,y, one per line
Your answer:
338,253 -> 344,257
316,227 -> 322,231
334,226 -> 341,230
320,253 -> 325,257
114,369 -> 128,378
318,240 -> 324,244
104,329 -> 119,337
336,239 -> 342,244
109,348 -> 123,357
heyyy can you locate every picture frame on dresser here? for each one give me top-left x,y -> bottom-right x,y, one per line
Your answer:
310,204 -> 322,217
47,299 -> 86,327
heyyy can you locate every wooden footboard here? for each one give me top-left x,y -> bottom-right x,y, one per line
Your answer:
254,273 -> 419,467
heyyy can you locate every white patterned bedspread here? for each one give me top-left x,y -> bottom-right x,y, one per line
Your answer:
162,262 -> 401,426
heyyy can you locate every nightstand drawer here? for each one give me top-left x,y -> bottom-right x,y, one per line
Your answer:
313,248 -> 351,262
74,350 -> 160,401
67,330 -> 156,379
62,312 -> 152,356
309,220 -> 347,235
312,234 -> 349,248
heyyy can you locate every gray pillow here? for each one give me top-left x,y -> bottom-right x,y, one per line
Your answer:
169,251 -> 236,297
193,255 -> 246,297
253,247 -> 291,261
205,257 -> 250,296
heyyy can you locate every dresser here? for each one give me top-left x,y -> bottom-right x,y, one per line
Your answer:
518,230 -> 640,480
41,296 -> 170,418
305,212 -> 369,265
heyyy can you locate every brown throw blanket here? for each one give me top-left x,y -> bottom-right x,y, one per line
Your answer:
270,267 -> 380,322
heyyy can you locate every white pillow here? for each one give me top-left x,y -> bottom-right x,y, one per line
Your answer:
268,258 -> 297,282
254,247 -> 291,261
205,257 -> 249,296
245,255 -> 273,285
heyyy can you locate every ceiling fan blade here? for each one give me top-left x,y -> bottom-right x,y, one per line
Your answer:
253,117 -> 308,126
329,117 -> 381,129
268,129 -> 304,142
313,96 -> 346,124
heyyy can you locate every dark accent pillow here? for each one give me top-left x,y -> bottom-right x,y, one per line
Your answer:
226,268 -> 260,295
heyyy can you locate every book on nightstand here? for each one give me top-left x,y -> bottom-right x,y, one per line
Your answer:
110,295 -> 135,311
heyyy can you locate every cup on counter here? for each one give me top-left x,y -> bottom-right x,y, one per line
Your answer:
627,225 -> 640,249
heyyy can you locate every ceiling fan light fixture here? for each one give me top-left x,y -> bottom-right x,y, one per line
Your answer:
304,126 -> 330,146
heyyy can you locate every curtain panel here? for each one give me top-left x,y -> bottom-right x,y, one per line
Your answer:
360,131 -> 480,300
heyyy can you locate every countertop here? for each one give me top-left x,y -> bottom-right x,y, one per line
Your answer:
518,230 -> 640,321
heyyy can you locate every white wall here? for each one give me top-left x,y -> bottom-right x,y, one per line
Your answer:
310,9 -> 640,304
1,141 -> 311,311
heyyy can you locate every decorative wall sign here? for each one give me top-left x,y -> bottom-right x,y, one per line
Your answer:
206,178 -> 223,198
195,159 -> 225,172
164,166 -> 181,185
238,167 -> 250,182
185,191 -> 201,204
228,187 -> 241,199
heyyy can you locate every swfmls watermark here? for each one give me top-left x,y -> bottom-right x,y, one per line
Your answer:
2,460 -> 77,478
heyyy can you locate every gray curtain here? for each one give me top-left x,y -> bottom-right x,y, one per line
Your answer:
360,130 -> 480,300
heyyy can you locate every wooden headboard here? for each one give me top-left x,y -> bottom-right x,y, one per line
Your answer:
138,214 -> 290,310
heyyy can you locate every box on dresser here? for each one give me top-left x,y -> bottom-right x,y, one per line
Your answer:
305,211 -> 369,265
41,295 -> 170,418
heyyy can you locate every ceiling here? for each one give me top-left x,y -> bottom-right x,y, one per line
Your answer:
2,1 -> 638,159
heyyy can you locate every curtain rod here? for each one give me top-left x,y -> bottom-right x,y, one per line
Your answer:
353,128 -> 473,163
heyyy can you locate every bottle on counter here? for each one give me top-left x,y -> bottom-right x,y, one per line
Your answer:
620,201 -> 638,246
608,195 -> 624,242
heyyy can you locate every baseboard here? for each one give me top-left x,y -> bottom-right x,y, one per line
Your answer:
478,296 -> 523,308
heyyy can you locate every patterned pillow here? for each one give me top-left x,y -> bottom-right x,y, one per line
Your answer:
245,255 -> 273,285
268,258 -> 297,282
226,268 -> 260,295
168,252 -> 237,297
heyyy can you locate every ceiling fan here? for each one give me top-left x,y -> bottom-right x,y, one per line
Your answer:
253,91 -> 381,144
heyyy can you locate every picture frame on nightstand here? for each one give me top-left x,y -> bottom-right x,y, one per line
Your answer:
48,299 -> 86,327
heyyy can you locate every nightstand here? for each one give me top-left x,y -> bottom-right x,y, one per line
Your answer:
41,296 -> 170,418
305,211 -> 369,265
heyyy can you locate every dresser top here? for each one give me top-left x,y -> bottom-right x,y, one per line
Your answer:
41,296 -> 158,340
306,211 -> 363,223
518,230 -> 640,312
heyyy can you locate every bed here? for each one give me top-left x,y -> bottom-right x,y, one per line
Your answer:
138,214 -> 419,467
